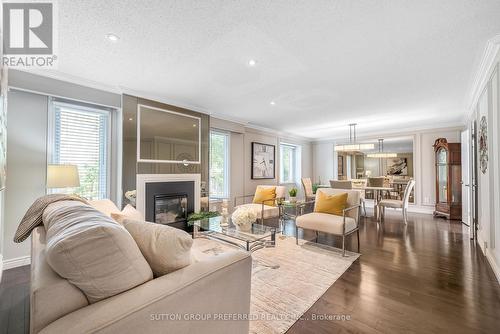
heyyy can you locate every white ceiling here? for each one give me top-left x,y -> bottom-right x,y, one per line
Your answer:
44,0 -> 500,139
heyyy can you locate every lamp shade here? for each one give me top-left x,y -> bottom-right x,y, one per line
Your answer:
47,164 -> 80,188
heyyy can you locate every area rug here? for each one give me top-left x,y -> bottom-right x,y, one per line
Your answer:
194,235 -> 360,334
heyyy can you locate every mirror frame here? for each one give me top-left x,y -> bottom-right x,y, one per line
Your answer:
136,104 -> 202,164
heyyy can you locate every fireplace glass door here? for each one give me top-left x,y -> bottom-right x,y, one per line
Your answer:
154,194 -> 188,224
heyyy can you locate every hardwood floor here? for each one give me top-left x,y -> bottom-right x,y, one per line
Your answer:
286,209 -> 500,334
1,210 -> 499,333
0,265 -> 30,334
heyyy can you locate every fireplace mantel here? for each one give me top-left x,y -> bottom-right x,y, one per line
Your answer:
136,174 -> 201,218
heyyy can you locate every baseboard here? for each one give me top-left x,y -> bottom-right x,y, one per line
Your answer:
408,205 -> 435,215
485,249 -> 500,285
3,255 -> 31,270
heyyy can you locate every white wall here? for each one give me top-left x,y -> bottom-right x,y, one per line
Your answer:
210,118 -> 313,208
312,142 -> 336,184
466,39 -> 500,283
4,90 -> 48,262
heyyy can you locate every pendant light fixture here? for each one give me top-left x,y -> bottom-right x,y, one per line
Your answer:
366,139 -> 397,158
334,123 -> 374,152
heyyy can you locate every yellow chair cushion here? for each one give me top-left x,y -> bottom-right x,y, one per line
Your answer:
253,186 -> 277,206
314,191 -> 348,216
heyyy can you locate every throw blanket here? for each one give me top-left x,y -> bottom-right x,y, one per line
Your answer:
14,194 -> 88,243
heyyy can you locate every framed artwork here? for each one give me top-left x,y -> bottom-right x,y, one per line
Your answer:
251,142 -> 275,179
479,116 -> 488,174
338,156 -> 344,176
387,158 -> 408,176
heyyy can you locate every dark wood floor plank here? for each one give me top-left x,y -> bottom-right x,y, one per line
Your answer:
286,209 -> 500,334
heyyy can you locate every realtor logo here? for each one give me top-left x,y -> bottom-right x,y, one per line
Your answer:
2,1 -> 58,68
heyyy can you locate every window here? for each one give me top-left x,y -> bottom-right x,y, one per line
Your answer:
49,99 -> 111,200
280,143 -> 300,184
209,130 -> 230,199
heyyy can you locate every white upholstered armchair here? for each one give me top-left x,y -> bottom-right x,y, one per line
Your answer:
295,188 -> 361,256
234,185 -> 286,224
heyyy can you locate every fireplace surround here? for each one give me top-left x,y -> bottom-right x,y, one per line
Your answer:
136,174 -> 201,227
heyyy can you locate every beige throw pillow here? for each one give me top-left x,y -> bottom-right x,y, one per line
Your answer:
111,204 -> 144,225
43,201 -> 153,303
87,199 -> 120,217
123,219 -> 193,276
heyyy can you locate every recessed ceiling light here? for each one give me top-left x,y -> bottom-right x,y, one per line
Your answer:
128,117 -> 133,121
270,101 -> 276,106
105,33 -> 120,42
248,59 -> 257,66
193,124 -> 197,127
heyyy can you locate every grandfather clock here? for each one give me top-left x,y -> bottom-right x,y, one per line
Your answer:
433,138 -> 462,220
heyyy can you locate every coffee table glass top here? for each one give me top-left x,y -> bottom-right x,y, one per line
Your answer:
189,216 -> 278,243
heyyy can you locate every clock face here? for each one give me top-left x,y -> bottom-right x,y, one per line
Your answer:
479,116 -> 488,174
176,153 -> 195,172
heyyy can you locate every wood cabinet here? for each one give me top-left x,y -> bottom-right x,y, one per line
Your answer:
433,138 -> 462,220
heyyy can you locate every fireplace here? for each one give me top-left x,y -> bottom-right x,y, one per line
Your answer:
154,194 -> 188,224
136,174 -> 201,228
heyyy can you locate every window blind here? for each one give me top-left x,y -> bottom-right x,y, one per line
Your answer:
52,102 -> 110,200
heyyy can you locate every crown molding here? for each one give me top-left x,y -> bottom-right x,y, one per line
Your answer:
465,35 -> 500,121
312,122 -> 465,143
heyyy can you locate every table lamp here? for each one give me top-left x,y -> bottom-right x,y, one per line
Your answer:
47,164 -> 80,191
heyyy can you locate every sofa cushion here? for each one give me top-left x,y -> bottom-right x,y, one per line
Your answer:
123,219 -> 193,277
296,212 -> 357,235
314,191 -> 348,216
30,226 -> 89,334
234,203 -> 279,219
43,201 -> 153,303
88,199 -> 120,217
111,204 -> 144,225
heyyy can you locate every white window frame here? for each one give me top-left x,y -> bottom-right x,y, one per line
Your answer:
209,129 -> 230,199
280,142 -> 301,185
47,98 -> 112,199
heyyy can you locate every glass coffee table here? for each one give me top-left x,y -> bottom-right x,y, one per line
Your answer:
189,216 -> 278,252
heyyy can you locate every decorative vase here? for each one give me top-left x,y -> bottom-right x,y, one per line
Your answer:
289,196 -> 297,203
235,221 -> 253,232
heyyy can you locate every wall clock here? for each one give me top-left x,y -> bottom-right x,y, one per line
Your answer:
479,116 -> 488,174
176,153 -> 195,173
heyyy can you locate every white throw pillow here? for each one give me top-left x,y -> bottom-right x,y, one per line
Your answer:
43,201 -> 153,303
88,199 -> 120,217
111,204 -> 144,225
123,219 -> 193,276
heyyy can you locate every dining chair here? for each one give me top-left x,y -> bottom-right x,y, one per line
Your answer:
301,177 -> 315,201
330,180 -> 366,216
377,179 -> 416,224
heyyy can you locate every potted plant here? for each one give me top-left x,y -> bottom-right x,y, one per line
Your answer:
289,187 -> 298,203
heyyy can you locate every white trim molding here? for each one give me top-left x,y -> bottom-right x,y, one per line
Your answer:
486,248 -> 500,285
3,255 -> 31,270
136,174 -> 201,218
0,254 -> 3,282
466,34 -> 500,120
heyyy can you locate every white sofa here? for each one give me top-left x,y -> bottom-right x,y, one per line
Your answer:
30,205 -> 252,334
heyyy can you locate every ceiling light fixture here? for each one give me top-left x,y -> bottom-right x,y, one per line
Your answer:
248,59 -> 257,66
105,33 -> 120,42
128,117 -> 133,121
270,101 -> 276,106
366,139 -> 397,158
334,123 -> 374,152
